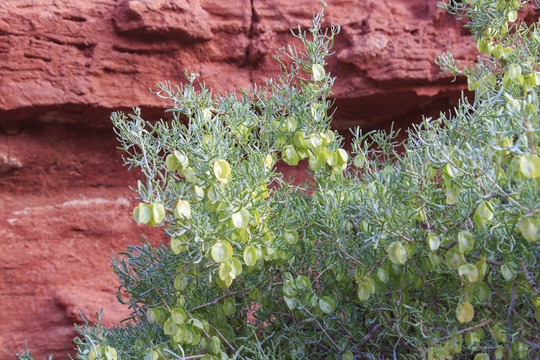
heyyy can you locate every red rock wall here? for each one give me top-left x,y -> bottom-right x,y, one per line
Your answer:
0,1 -> 477,359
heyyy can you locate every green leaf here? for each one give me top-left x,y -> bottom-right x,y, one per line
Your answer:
283,280 -> 296,297
473,201 -> 494,227
144,349 -> 159,360
477,37 -> 492,54
263,154 -> 275,171
475,200 -> 494,220
190,185 -> 204,201
491,43 -> 503,59
444,162 -> 463,178
377,267 -> 388,283
475,257 -> 488,280
103,347 -> 117,360
206,336 -> 221,355
508,63 -> 522,81
507,10 -> 517,22
446,333 -> 462,353
308,156 -> 324,172
293,131 -> 307,149
495,346 -> 504,360
150,203 -> 165,224
249,288 -> 262,301
202,108 -> 213,122
285,116 -> 297,133
512,342 -> 529,359
171,236 -> 187,254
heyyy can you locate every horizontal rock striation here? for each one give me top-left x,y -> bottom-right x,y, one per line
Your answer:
0,0 -> 475,130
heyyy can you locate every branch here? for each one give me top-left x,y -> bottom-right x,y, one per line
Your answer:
506,280 -> 518,360
357,323 -> 382,348
191,282 -> 284,312
302,306 -> 341,352
520,258 -> 540,295
436,319 -> 493,344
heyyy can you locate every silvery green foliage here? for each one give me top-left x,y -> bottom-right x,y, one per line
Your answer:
70,2 -> 538,360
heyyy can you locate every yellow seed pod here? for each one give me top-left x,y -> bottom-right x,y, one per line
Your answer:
312,64 -> 325,81
232,208 -> 250,229
211,241 -> 233,263
456,301 -> 474,323
213,159 -> 232,185
243,246 -> 257,267
175,199 -> 191,220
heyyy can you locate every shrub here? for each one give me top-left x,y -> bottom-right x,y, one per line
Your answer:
66,1 -> 539,359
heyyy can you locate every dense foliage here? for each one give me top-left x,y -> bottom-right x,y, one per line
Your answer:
24,1 -> 538,359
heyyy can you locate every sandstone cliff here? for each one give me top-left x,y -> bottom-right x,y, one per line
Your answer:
0,0 -> 477,358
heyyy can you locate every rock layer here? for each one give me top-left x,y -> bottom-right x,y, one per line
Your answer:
0,0 -> 476,130
0,0 -> 479,359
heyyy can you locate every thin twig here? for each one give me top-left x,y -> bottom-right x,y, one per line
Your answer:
520,258 -> 540,295
336,245 -> 367,267
357,324 -> 383,348
207,323 -> 244,359
379,222 -> 416,243
471,255 -> 504,267
361,256 -> 388,282
191,282 -> 283,312
302,306 -> 341,351
436,319 -> 493,343
332,229 -> 366,267
506,280 -> 518,360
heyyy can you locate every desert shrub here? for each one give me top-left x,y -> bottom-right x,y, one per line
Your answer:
67,1 -> 539,359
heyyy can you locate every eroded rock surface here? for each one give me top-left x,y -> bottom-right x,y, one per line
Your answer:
0,0 -> 479,358
0,0 -> 476,130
